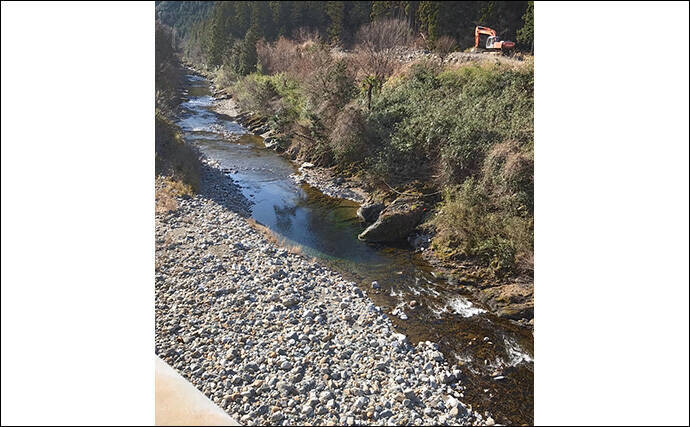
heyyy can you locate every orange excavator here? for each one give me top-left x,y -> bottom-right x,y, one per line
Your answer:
474,26 -> 515,52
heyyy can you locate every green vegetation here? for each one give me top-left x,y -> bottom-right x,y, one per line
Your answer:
430,140 -> 533,276
368,59 -> 534,276
156,2 -> 534,278
369,60 -> 533,186
155,21 -> 182,110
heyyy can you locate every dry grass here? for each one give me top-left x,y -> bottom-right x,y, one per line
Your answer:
155,176 -> 193,214
481,140 -> 534,201
433,35 -> 457,61
385,58 -> 442,87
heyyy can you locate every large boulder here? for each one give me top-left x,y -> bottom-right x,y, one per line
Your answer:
357,196 -> 425,242
356,200 -> 384,223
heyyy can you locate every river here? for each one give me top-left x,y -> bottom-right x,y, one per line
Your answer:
177,73 -> 534,425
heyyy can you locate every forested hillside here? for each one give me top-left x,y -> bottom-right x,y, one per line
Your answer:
157,1 -> 533,69
155,1 -> 213,40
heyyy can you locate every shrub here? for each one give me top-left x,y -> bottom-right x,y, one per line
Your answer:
429,179 -> 533,276
481,140 -> 534,215
293,27 -> 322,46
362,60 -> 534,276
368,60 -> 533,187
155,111 -> 200,193
231,73 -> 281,116
214,63 -> 239,88
257,36 -> 300,75
329,102 -> 370,164
235,38 -> 358,167
304,57 -> 356,127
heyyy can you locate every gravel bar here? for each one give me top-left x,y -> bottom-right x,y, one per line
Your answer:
155,157 -> 493,426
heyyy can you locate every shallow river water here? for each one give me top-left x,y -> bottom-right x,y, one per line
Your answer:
178,74 -> 534,425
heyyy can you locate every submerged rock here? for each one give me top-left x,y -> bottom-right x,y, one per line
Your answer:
408,232 -> 431,251
358,196 -> 425,242
263,136 -> 287,152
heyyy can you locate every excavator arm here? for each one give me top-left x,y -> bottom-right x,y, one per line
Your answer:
474,26 -> 497,48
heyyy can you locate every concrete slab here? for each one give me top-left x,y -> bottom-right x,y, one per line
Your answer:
155,356 -> 240,426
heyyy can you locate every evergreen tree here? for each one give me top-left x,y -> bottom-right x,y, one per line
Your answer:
290,1 -> 308,31
327,1 -> 345,44
304,2 -> 329,34
251,1 -> 275,40
233,1 -> 252,37
371,1 -> 408,21
270,1 -> 293,38
516,1 -> 533,52
239,27 -> 259,75
416,1 -> 440,41
207,3 -> 233,67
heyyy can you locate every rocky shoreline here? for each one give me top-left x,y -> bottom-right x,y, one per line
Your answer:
291,162 -> 367,204
211,95 -> 370,204
155,156 -> 495,426
208,95 -> 533,327
419,254 -> 535,328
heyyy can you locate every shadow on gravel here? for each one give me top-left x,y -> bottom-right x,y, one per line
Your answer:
197,160 -> 253,218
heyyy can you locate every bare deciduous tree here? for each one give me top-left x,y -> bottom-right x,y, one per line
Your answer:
293,27 -> 322,46
354,18 -> 413,110
434,35 -> 457,62
256,37 -> 300,75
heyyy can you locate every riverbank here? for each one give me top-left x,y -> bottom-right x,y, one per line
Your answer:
155,154 -> 494,426
209,94 -> 533,328
210,94 -> 372,205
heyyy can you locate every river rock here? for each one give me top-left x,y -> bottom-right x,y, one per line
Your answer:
298,162 -> 315,171
497,303 -> 534,320
478,283 -> 534,321
356,201 -> 384,223
358,196 -> 425,242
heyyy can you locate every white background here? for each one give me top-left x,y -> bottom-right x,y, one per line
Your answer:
1,1 -> 688,425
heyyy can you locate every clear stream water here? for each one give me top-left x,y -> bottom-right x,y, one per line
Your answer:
178,73 -> 534,425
